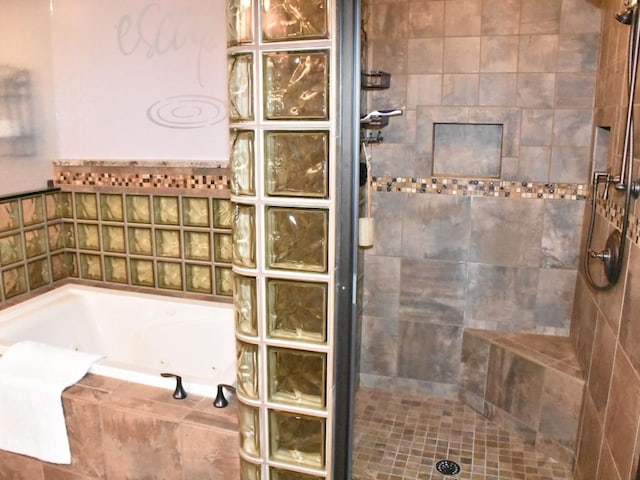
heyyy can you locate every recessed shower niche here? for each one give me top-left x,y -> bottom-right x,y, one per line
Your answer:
433,123 -> 503,178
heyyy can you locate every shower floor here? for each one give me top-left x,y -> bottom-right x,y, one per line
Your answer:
352,388 -> 573,480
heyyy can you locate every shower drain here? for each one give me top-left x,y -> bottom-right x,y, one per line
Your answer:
435,459 -> 461,476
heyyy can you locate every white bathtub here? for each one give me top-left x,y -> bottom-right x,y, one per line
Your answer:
0,285 -> 236,398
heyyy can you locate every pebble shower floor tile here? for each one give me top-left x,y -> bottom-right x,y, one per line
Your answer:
352,388 -> 573,480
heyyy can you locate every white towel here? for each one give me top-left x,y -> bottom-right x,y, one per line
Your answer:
0,341 -> 103,464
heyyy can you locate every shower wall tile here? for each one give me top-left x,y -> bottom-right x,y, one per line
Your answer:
407,75 -> 442,107
459,329 -> 491,398
518,146 -> 551,181
367,193 -> 406,257
559,0 -> 602,34
444,0 -> 481,36
521,109 -> 554,146
549,146 -> 591,183
480,36 -> 519,73
407,39 -> 443,74
555,73 -> 597,108
541,199 -> 585,268
408,0 -> 445,38
362,255 -> 400,319
397,321 -> 462,384
552,109 -> 593,147
519,35 -> 560,73
401,194 -> 470,260
481,0 -> 520,35
367,1 -> 409,40
360,315 -> 399,377
570,275 -> 598,374
478,74 -> 517,106
443,37 -> 481,73
369,38 -> 409,76
586,316 -> 616,421
441,74 -> 479,106
520,0 -> 561,34
534,268 -> 576,330
399,259 -> 467,325
516,73 -> 556,108
466,264 -> 538,330
557,34 -> 600,72
469,197 -> 543,267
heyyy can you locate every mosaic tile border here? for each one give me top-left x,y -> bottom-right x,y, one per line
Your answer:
53,161 -> 230,192
371,176 -> 587,200
596,198 -> 640,247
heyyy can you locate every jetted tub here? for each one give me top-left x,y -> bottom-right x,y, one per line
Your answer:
0,284 -> 236,398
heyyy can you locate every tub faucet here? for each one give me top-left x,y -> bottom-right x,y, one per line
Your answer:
213,384 -> 236,408
160,373 -> 187,400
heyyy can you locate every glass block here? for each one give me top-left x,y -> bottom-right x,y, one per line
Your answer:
126,195 -> 151,223
184,231 -> 211,261
230,129 -> 255,196
64,223 -> 76,248
0,201 -> 19,232
22,196 -> 45,226
0,234 -> 23,266
227,0 -> 253,46
47,224 -> 65,251
268,347 -> 326,408
215,267 -> 233,296
240,459 -> 261,480
158,262 -> 183,290
79,253 -> 103,281
50,253 -> 68,281
24,228 -> 47,258
265,130 -> 329,198
102,226 -> 126,253
233,204 -> 256,268
269,410 -> 325,468
270,468 -> 324,480
128,227 -> 153,256
3,266 -> 26,298
130,258 -> 155,287
237,340 -> 259,400
185,264 -> 212,294
105,256 -> 128,284
263,50 -> 329,120
66,252 -> 78,278
100,194 -> 125,222
213,198 -> 234,228
59,193 -> 73,218
267,279 -> 327,343
45,193 -> 62,220
77,223 -> 100,251
28,258 -> 50,289
262,0 -> 328,42
155,229 -> 181,258
214,232 -> 233,263
266,207 -> 328,272
234,274 -> 257,336
238,403 -> 261,458
153,196 -> 180,225
74,193 -> 98,220
183,197 -> 210,227
229,53 -> 254,121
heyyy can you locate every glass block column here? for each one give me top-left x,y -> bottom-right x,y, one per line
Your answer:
228,0 -> 335,478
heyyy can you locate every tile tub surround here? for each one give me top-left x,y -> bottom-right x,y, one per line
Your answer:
353,388 -> 573,480
459,329 -> 584,468
0,373 -> 240,480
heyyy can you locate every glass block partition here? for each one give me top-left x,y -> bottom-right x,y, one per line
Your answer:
228,0 -> 336,478
0,188 -> 234,304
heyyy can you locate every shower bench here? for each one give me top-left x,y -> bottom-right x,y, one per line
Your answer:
458,329 -> 585,469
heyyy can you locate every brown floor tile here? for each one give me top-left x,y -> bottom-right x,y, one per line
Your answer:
353,388 -> 573,480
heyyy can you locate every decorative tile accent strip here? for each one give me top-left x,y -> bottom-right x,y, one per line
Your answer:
371,176 -> 587,200
596,198 -> 640,247
53,161 -> 231,193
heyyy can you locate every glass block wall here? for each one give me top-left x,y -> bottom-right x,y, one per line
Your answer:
228,0 -> 336,478
0,189 -> 234,303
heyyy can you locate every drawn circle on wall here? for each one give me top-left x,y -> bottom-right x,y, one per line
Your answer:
147,95 -> 227,129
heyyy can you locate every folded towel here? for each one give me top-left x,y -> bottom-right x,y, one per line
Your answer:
0,341 -> 103,464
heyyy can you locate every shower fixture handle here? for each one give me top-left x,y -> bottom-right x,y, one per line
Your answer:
213,384 -> 236,408
160,373 -> 188,400
592,171 -> 612,200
